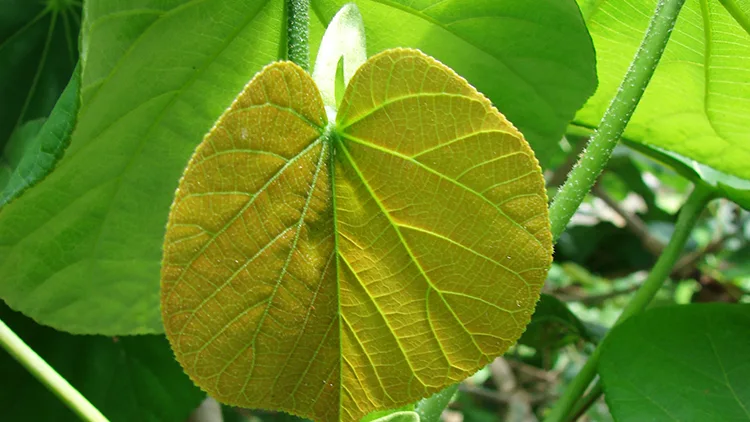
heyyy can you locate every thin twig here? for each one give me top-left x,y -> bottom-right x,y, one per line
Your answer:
591,183 -> 664,256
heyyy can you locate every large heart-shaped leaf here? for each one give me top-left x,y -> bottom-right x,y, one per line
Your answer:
575,0 -> 750,179
0,0 -> 285,334
161,50 -> 552,422
310,0 -> 598,167
599,303 -> 750,421
0,0 -> 591,337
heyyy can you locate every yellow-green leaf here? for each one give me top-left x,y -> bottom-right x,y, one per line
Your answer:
161,49 -> 552,422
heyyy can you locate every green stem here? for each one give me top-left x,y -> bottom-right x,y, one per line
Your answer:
286,0 -> 310,71
543,184 -> 713,422
415,384 -> 459,422
568,383 -> 603,422
549,0 -> 686,242
0,318 -> 109,422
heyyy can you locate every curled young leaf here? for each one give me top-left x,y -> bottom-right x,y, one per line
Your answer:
161,49 -> 552,421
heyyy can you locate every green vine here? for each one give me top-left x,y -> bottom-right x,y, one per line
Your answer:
0,318 -> 109,422
549,0 -> 687,241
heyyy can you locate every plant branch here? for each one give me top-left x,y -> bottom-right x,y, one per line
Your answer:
559,284 -> 640,306
286,0 -> 310,71
568,382 -> 603,421
591,183 -> 664,256
671,233 -> 730,278
0,318 -> 109,422
548,0 -> 687,242
543,184 -> 713,422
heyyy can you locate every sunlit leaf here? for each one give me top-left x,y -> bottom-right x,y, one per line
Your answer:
575,0 -> 750,179
161,49 -> 552,422
599,304 -> 750,421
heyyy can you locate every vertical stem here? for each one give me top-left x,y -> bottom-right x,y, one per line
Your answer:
286,0 -> 310,71
549,0 -> 687,241
0,318 -> 109,422
543,184 -> 713,422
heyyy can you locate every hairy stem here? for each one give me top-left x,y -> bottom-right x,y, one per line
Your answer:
286,0 -> 310,71
544,184 -> 713,422
549,0 -> 686,241
0,318 -> 109,422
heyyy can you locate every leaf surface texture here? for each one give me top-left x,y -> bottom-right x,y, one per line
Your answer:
162,49 -> 552,422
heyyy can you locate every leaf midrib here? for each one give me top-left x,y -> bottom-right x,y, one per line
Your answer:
336,137 -> 487,372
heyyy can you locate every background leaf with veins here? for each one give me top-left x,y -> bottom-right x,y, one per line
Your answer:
575,0 -> 750,179
0,0 -> 285,335
310,0 -> 598,167
162,49 -> 552,422
599,304 -> 750,421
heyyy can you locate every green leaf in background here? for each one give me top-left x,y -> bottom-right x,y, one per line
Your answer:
369,412 -> 420,422
576,0 -> 750,179
361,406 -> 416,422
0,119 -> 45,188
162,50 -> 552,422
309,0 -> 598,167
518,294 -> 591,351
0,303 -> 204,422
0,0 -> 285,335
0,63 -> 80,207
0,0 -> 80,148
599,303 -> 750,421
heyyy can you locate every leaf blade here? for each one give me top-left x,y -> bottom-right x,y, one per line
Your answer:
0,0 -> 285,335
163,49 -> 552,421
576,0 -> 750,179
599,303 -> 750,421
